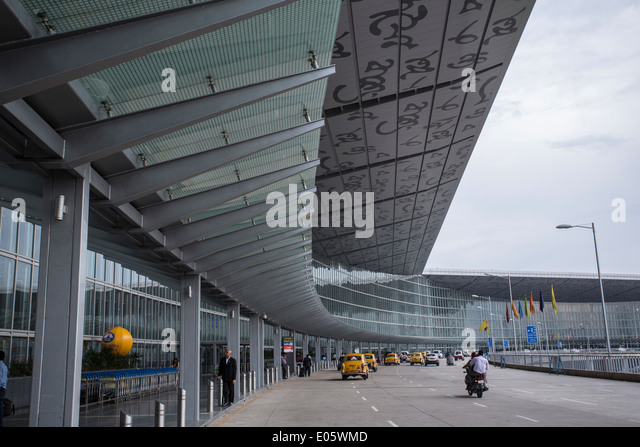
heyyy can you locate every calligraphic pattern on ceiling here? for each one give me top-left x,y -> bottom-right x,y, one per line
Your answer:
312,0 -> 535,275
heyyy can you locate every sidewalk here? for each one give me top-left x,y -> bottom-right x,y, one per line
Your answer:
2,375 -> 286,427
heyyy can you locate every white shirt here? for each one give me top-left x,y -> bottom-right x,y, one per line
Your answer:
469,355 -> 489,374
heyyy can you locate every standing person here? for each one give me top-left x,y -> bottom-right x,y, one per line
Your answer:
217,349 -> 237,407
303,354 -> 312,377
281,353 -> 288,379
0,351 -> 7,427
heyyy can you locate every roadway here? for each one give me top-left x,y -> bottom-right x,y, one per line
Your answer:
212,360 -> 640,428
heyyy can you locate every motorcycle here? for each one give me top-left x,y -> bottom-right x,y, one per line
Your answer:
463,366 -> 487,398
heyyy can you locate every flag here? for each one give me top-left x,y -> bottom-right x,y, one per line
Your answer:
551,284 -> 558,314
539,289 -> 545,312
479,319 -> 489,332
511,301 -> 519,319
506,302 -> 510,323
529,291 -> 535,315
523,298 -> 530,318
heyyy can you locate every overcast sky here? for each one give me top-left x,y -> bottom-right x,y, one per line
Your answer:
425,0 -> 640,275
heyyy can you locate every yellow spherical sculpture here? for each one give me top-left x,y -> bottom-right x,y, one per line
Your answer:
102,327 -> 133,356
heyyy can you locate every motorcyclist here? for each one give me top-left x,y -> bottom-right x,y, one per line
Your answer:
463,350 -> 489,391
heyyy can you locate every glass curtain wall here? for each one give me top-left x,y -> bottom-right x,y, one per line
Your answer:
314,256 -> 640,353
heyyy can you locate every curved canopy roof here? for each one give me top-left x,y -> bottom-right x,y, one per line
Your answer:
313,0 -> 535,275
0,0 -> 535,343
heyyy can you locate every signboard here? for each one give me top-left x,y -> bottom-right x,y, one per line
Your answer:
526,325 -> 538,344
487,337 -> 493,348
282,336 -> 293,353
503,340 -> 509,349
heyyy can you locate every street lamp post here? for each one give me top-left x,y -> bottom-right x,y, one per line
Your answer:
484,273 -> 519,359
556,222 -> 612,357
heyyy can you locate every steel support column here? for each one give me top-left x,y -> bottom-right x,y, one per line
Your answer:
29,166 -> 91,426
180,273 -> 201,422
226,302 -> 241,401
249,314 -> 264,388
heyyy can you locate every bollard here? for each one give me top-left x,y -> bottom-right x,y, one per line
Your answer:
177,388 -> 186,427
252,371 -> 256,392
208,380 -> 214,413
120,411 -> 132,427
242,372 -> 247,397
219,377 -> 224,406
155,401 -> 165,427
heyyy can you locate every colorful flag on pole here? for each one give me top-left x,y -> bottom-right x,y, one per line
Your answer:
523,297 -> 530,318
529,291 -> 535,315
506,302 -> 510,323
551,284 -> 558,314
479,319 -> 489,332
511,301 -> 519,319
539,289 -> 545,312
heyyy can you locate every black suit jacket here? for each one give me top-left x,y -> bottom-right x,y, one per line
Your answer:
218,356 -> 237,381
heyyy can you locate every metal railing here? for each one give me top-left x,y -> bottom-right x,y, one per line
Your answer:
498,352 -> 640,376
81,368 -> 179,406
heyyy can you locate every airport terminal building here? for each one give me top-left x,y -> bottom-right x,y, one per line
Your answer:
1,0 -> 639,426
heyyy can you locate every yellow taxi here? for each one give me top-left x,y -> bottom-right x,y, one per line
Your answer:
341,353 -> 369,380
364,353 -> 378,372
410,352 -> 424,365
384,352 -> 400,365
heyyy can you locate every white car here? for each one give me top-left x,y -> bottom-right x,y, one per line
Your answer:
433,350 -> 443,359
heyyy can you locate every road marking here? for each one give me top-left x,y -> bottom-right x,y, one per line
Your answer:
371,406 -> 379,412
429,388 -> 436,392
362,397 -> 367,401
561,398 -> 597,406
473,402 -> 487,408
355,390 -> 360,394
517,415 -> 539,423
513,388 -> 534,394
417,384 -> 423,387
388,420 -> 398,427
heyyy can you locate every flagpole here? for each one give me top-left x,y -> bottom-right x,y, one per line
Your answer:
508,275 -> 519,361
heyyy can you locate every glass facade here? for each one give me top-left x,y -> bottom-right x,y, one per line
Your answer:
2,203 -> 638,373
314,257 -> 640,353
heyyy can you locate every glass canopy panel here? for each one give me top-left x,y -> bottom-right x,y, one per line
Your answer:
18,0 -> 339,116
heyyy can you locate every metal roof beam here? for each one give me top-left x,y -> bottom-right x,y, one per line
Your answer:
223,264 -> 312,295
199,238 -> 310,277
232,281 -> 311,302
192,225 -> 310,270
159,186 -> 315,250
104,119 -> 324,205
137,159 -> 319,232
0,0 -> 299,104
53,67 -> 334,167
214,252 -> 311,290
227,272 -> 312,297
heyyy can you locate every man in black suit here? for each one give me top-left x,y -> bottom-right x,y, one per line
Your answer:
217,349 -> 237,406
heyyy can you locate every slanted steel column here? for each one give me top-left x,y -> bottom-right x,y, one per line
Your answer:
29,166 -> 91,426
226,302 -> 241,401
273,325 -> 282,380
249,314 -> 265,388
180,273 -> 201,422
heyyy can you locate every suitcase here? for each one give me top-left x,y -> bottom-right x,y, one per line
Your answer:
3,398 -> 15,417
